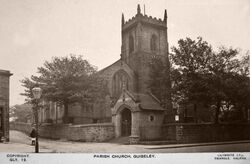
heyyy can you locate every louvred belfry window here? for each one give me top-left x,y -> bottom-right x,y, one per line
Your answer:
150,34 -> 157,52
129,35 -> 134,53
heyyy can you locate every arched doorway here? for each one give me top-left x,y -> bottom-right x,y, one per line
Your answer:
121,108 -> 131,136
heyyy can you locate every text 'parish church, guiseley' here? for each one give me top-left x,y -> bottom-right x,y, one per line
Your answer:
39,5 -> 172,142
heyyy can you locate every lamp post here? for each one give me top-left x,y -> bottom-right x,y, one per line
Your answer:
175,105 -> 180,122
32,87 -> 42,153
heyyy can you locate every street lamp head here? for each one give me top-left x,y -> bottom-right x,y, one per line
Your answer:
32,87 -> 42,99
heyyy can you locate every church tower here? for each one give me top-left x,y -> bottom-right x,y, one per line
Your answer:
121,5 -> 170,95
109,5 -> 173,143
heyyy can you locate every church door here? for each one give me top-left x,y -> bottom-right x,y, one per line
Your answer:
121,108 -> 131,136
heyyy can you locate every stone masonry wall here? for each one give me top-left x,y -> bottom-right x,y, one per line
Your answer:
10,122 -> 115,142
163,123 -> 250,143
139,111 -> 164,140
140,25 -> 167,56
9,122 -> 32,135
0,71 -> 11,141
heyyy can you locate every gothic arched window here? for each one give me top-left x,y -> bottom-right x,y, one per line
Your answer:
129,35 -> 134,53
150,34 -> 157,52
112,70 -> 130,98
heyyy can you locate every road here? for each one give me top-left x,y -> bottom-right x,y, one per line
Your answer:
1,130 -> 250,153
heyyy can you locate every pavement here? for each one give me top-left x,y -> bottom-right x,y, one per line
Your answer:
1,130 -> 250,153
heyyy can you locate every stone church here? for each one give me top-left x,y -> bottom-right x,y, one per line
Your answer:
39,5 -> 172,142
100,5 -> 172,142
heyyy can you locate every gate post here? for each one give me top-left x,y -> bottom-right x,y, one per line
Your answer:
113,113 -> 121,137
130,111 -> 140,144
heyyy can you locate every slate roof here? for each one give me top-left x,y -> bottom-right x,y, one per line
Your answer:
98,59 -> 121,73
127,91 -> 165,111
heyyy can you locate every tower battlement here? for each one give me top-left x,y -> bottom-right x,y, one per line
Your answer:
122,4 -> 167,31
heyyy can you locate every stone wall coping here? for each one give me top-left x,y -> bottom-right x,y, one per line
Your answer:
11,122 -> 114,127
70,123 -> 114,128
11,122 -> 32,125
163,122 -> 250,126
37,122 -> 114,128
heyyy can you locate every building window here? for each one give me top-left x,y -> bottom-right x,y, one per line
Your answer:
150,34 -> 157,52
112,70 -> 130,98
0,107 -> 2,130
248,109 -> 250,120
129,35 -> 134,53
149,115 -> 155,122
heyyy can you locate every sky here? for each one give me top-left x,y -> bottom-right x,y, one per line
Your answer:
0,0 -> 249,106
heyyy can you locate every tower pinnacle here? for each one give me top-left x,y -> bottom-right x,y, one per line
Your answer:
137,4 -> 141,14
164,9 -> 167,22
122,13 -> 125,26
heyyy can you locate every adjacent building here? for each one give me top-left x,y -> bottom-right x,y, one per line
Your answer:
0,69 -> 12,141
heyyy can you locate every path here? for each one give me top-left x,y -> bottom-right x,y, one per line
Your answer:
1,130 -> 250,153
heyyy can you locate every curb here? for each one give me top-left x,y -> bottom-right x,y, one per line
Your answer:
147,140 -> 250,149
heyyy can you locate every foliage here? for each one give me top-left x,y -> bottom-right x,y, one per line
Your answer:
149,37 -> 250,123
9,104 -> 33,123
20,55 -> 108,123
171,37 -> 213,105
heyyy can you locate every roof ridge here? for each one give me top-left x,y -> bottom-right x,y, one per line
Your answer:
147,91 -> 161,104
98,59 -> 121,73
125,90 -> 139,102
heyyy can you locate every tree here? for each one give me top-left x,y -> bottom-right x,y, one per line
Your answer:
205,47 -> 250,123
171,38 -> 250,123
21,55 -> 108,123
149,36 -> 250,123
9,104 -> 33,123
218,53 -> 250,122
170,37 -> 213,122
